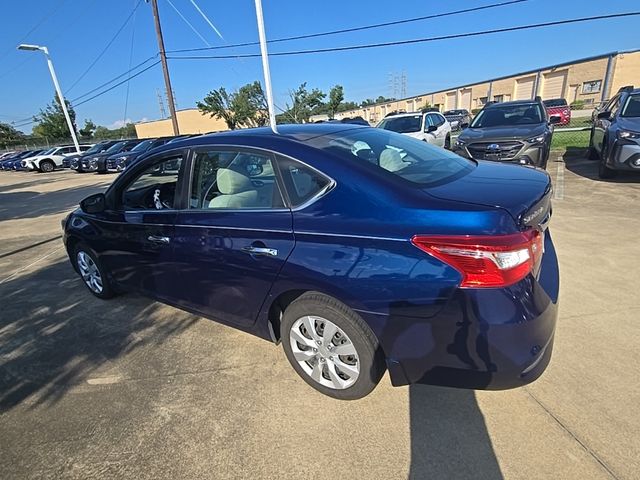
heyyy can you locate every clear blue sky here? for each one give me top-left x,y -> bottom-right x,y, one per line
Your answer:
0,0 -> 638,132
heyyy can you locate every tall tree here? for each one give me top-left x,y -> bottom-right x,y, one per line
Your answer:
0,122 -> 24,148
282,83 -> 326,123
197,81 -> 268,130
327,85 -> 344,119
32,95 -> 77,140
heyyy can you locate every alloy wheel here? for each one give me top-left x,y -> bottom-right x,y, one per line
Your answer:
41,161 -> 54,172
289,315 -> 360,390
76,251 -> 103,294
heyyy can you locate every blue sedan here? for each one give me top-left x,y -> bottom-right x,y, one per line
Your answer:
63,124 -> 559,400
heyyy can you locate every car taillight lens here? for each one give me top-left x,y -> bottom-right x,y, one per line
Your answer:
411,230 -> 543,288
563,109 -> 570,115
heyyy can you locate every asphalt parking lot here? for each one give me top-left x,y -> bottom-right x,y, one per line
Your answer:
0,156 -> 639,480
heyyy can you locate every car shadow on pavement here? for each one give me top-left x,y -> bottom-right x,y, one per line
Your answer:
408,385 -> 503,479
560,147 -> 640,183
0,183 -> 109,221
0,257 -> 198,412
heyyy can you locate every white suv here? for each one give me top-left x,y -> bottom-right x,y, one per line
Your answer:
377,112 -> 452,149
24,145 -> 93,172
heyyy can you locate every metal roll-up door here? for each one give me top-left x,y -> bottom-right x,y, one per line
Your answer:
515,76 -> 536,100
445,91 -> 456,110
542,70 -> 567,99
460,89 -> 472,110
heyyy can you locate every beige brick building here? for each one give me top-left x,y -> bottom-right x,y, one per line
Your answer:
135,49 -> 639,136
335,49 -> 640,124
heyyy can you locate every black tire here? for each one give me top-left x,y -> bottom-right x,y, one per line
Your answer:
444,134 -> 451,150
39,159 -> 55,173
598,139 -> 616,179
587,128 -> 599,160
73,244 -> 115,299
281,292 -> 385,400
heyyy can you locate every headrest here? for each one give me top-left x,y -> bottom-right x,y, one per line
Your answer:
217,168 -> 252,194
379,148 -> 405,172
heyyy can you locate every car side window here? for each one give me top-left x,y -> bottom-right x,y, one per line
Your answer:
121,156 -> 183,210
277,156 -> 331,208
189,149 -> 284,210
427,113 -> 445,127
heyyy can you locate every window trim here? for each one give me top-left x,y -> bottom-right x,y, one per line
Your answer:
184,144 -> 335,212
582,80 -> 602,94
108,148 -> 189,212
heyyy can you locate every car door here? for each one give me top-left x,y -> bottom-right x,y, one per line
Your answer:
593,95 -> 619,153
98,150 -> 187,299
426,113 -> 447,146
172,146 -> 295,327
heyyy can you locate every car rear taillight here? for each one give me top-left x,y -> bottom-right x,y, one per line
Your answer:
563,109 -> 570,116
411,230 -> 543,288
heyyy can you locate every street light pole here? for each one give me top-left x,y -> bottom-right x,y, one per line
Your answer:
17,44 -> 81,153
149,0 -> 179,135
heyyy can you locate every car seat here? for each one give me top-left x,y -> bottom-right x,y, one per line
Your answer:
379,148 -> 406,172
209,167 -> 258,208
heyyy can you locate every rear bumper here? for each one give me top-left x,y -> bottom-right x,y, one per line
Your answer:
362,231 -> 559,390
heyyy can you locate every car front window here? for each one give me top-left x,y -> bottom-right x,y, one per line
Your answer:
307,128 -> 474,186
471,104 -> 543,127
377,115 -> 422,133
131,139 -> 154,152
621,94 -> 640,117
106,141 -> 126,154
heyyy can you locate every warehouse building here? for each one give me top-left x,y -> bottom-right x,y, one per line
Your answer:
335,49 -> 640,124
135,49 -> 640,136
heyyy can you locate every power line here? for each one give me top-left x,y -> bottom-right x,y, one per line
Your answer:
0,0 -> 69,61
164,0 -> 212,46
122,0 -> 140,127
70,56 -> 158,103
73,61 -> 161,107
165,0 -> 528,54
65,0 -> 144,94
166,12 -> 640,61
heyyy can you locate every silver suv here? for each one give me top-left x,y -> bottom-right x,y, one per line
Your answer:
588,86 -> 640,178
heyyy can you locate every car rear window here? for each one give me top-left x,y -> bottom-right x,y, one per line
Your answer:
377,115 -> 422,134
307,128 -> 474,187
543,99 -> 567,107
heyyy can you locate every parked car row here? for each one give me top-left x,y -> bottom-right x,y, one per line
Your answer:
1,134 -> 199,175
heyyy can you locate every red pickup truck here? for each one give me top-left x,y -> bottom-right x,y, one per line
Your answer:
543,98 -> 571,126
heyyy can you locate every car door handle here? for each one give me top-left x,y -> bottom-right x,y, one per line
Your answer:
147,235 -> 170,244
241,246 -> 278,257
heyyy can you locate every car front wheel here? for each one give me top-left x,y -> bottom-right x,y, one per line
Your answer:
281,292 -> 385,400
598,139 -> 616,179
75,245 -> 115,299
39,160 -> 55,173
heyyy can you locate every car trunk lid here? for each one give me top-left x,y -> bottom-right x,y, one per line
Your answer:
424,161 -> 553,230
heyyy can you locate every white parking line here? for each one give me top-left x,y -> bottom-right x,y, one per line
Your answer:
0,247 -> 63,285
554,158 -> 565,200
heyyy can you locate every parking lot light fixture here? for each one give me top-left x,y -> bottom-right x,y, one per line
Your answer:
17,43 -> 81,153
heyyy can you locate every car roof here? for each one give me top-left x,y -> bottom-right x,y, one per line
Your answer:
485,100 -> 539,108
380,112 -> 428,119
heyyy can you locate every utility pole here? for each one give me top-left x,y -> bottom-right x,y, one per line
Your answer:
148,0 -> 179,135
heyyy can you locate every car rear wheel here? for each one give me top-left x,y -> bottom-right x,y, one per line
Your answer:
598,140 -> 616,179
281,292 -> 385,400
39,160 -> 55,173
75,245 -> 115,299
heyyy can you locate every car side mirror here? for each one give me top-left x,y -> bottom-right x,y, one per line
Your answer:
597,111 -> 611,120
426,125 -> 437,133
549,115 -> 562,125
80,193 -> 106,214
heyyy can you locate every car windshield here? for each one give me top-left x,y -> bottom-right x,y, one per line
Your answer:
130,139 -> 155,152
307,128 -> 474,187
84,143 -> 107,154
621,94 -> 640,117
377,115 -> 422,134
41,148 -> 56,155
543,99 -> 567,107
106,141 -> 126,153
470,104 -> 543,127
